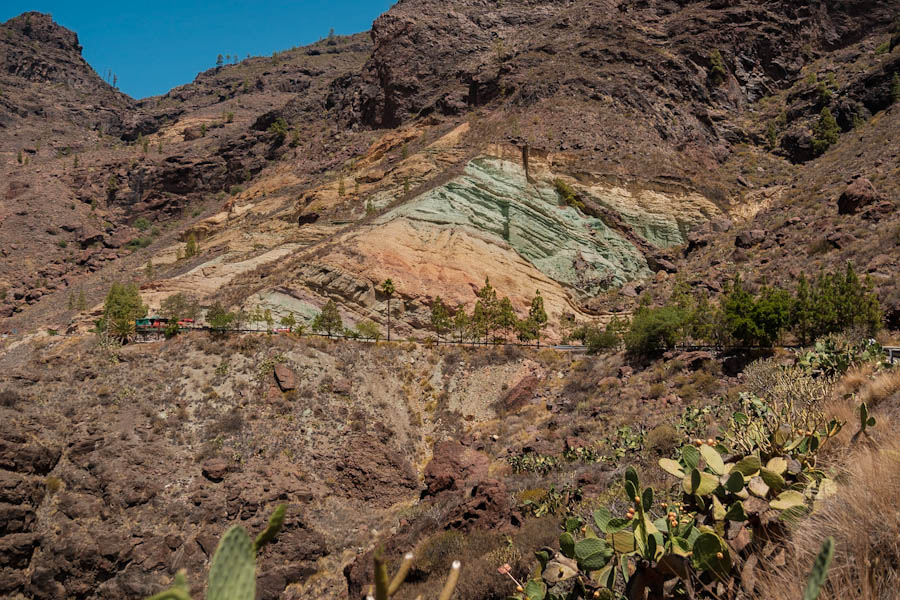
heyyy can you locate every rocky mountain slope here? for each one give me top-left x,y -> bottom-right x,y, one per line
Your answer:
3,2 -> 899,338
1,1 -> 899,599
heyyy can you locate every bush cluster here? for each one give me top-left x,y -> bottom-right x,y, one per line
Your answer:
618,263 -> 880,358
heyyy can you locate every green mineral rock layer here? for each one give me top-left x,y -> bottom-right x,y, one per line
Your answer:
377,157 -> 655,297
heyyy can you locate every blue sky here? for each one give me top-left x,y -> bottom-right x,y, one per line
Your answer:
1,1 -> 394,99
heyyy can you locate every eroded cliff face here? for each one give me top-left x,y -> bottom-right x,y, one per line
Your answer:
377,157 -> 652,295
0,333 -> 557,599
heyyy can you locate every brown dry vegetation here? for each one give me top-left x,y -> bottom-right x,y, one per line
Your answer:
761,443 -> 900,599
758,362 -> 900,599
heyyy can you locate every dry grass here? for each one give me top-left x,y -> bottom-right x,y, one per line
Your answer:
857,368 -> 900,409
762,367 -> 900,598
758,438 -> 900,600
832,364 -> 873,397
824,367 -> 900,452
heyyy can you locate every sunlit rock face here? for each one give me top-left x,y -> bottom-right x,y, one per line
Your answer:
378,157 -> 652,297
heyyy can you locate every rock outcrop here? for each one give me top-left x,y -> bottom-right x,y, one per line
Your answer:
838,177 -> 887,215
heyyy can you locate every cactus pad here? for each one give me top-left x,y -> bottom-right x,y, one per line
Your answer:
207,526 -> 256,600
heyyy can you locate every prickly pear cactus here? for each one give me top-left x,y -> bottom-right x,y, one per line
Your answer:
207,526 -> 256,600
802,536 -> 835,600
691,532 -> 731,580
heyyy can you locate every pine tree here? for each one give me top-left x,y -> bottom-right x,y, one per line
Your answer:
471,300 -> 488,344
216,54 -> 224,67
430,296 -> 450,343
312,300 -> 342,336
452,305 -> 469,343
338,177 -> 345,197
77,288 -> 87,311
722,274 -> 760,346
280,312 -> 297,332
17,150 -> 22,164
496,297 -> 518,341
207,302 -> 236,334
527,289 -> 548,346
160,292 -> 200,322
250,307 -> 264,331
101,282 -> 147,343
812,107 -> 840,155
381,279 -> 395,341
475,277 -> 499,342
145,259 -> 154,279
892,72 -> 900,104
355,320 -> 381,341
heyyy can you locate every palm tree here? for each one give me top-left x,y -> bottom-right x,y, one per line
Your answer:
381,279 -> 395,341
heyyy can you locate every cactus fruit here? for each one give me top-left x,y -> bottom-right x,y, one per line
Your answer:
691,533 -> 731,579
802,537 -> 835,600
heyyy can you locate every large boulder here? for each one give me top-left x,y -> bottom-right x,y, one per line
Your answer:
273,364 -> 296,391
423,441 -> 489,496
735,229 -> 767,248
494,376 -> 539,414
838,178 -> 886,215
201,458 -> 229,482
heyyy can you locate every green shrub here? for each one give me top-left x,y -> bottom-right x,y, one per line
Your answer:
355,319 -> 382,341
571,318 -> 624,353
126,237 -> 153,250
646,424 -> 680,454
267,117 -> 289,144
709,49 -> 727,83
625,305 -> 688,358
133,217 -> 150,231
812,107 -> 840,155
554,178 -> 584,210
